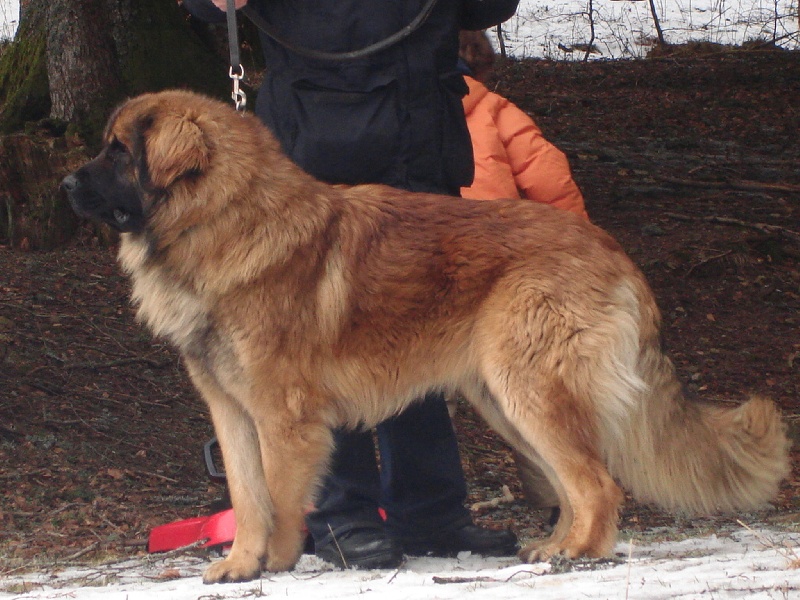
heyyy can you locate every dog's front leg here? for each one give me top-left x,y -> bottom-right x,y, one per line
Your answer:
185,359 -> 273,584
250,387 -> 335,572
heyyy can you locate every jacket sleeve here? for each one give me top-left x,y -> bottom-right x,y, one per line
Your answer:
461,0 -> 519,30
494,97 -> 589,219
182,0 -> 226,22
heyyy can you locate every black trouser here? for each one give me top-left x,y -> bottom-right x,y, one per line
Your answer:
305,391 -> 471,542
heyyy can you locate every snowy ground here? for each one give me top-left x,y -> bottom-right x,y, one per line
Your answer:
500,0 -> 800,59
0,0 -> 15,40
1,0 -> 799,57
2,527 -> 799,599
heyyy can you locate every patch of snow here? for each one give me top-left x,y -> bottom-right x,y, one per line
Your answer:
2,528 -> 799,599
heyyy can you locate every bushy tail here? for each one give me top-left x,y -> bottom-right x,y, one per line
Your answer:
567,278 -> 792,514
601,341 -> 791,514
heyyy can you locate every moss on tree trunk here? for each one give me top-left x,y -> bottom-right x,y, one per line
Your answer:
0,4 -> 49,134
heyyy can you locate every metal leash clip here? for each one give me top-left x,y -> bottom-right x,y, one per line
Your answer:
230,65 -> 246,113
226,0 -> 246,112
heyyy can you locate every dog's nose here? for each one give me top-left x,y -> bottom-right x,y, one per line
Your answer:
61,173 -> 79,192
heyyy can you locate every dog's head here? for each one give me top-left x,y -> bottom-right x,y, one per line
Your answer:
62,91 -> 214,233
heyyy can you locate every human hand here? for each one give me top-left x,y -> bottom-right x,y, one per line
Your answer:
211,0 -> 248,10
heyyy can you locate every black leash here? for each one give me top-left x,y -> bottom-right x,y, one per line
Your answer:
226,0 -> 246,111
240,0 -> 438,62
225,0 -> 439,110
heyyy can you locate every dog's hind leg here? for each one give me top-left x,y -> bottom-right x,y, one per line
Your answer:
185,359 -> 273,584
463,377 -> 623,561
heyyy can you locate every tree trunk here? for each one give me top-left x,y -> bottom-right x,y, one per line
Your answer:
0,0 -> 232,249
1,0 -> 229,139
46,0 -> 122,132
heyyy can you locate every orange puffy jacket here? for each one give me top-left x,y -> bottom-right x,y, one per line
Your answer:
460,75 -> 588,219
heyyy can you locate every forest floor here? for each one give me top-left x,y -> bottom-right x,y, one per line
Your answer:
1,49 -> 799,579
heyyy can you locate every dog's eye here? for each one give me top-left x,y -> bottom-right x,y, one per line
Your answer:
105,138 -> 130,166
108,138 -> 129,156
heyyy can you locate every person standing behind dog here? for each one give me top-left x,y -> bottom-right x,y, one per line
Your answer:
458,30 -> 588,218
182,0 -> 520,571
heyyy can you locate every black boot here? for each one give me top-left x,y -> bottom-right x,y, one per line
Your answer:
398,522 -> 518,558
314,522 -> 404,570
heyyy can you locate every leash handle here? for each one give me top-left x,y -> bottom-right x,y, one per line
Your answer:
203,438 -> 227,482
226,0 -> 246,112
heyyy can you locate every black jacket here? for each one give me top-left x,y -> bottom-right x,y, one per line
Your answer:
183,0 -> 519,194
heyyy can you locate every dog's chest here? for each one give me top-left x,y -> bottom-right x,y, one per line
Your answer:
131,267 -> 210,351
119,238 -> 210,353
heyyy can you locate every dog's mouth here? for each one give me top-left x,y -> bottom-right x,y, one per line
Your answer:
62,171 -> 146,234
68,191 -> 134,231
108,205 -> 146,233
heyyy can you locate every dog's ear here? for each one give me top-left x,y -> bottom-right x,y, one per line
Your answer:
142,111 -> 211,189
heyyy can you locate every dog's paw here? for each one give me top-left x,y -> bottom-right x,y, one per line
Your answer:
519,540 -> 560,563
264,554 -> 300,573
519,538 -> 587,563
264,538 -> 302,572
519,534 -> 612,563
203,555 -> 262,584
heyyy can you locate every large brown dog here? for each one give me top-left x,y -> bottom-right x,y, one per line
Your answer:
63,90 -> 790,584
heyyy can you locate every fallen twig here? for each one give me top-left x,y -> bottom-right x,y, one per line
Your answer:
433,567 -> 544,585
147,539 -> 209,559
736,520 -> 800,569
658,175 -> 800,194
471,484 -> 515,511
433,575 -> 497,584
64,356 -> 171,370
664,212 -> 800,245
128,468 -> 180,483
63,541 -> 100,562
684,249 -> 733,278
625,538 -> 635,600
